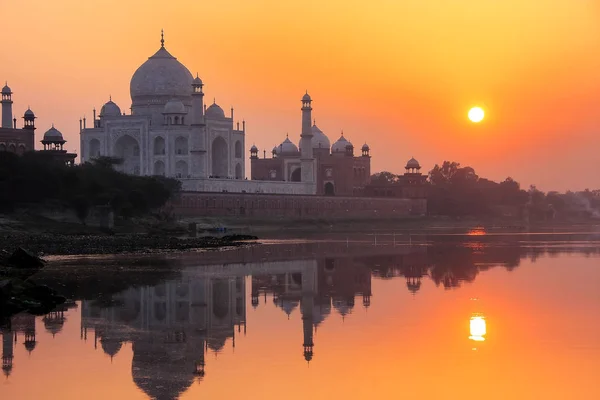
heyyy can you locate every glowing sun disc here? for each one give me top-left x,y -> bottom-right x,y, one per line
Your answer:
468,107 -> 485,123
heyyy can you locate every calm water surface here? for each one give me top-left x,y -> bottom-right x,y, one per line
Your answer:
1,233 -> 599,399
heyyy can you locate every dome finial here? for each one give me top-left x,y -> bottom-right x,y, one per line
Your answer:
213,98 -> 216,104
160,29 -> 164,48
109,95 -> 112,101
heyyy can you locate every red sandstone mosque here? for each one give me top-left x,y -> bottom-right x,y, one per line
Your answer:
0,82 -> 77,165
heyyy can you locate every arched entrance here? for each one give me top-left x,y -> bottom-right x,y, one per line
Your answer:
153,136 -> 165,155
235,163 -> 242,179
89,139 -> 101,158
153,160 -> 165,176
290,167 -> 301,182
324,182 -> 335,196
113,135 -> 140,175
211,136 -> 228,178
175,160 -> 188,178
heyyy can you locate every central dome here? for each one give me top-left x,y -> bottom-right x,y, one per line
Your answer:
130,44 -> 193,106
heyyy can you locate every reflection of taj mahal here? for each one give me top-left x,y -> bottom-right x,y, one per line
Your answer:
76,259 -> 371,399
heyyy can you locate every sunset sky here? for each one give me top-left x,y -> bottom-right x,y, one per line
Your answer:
1,0 -> 599,191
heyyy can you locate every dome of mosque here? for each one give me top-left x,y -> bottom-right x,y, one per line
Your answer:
101,338 -> 123,358
331,134 -> 352,153
193,74 -> 203,86
302,92 -> 311,102
279,137 -> 299,154
130,39 -> 194,105
24,108 -> 35,118
250,144 -> 258,152
163,98 -> 186,114
42,313 -> 65,336
300,124 -> 330,150
333,297 -> 355,318
2,83 -> 11,94
362,143 -> 370,151
205,102 -> 225,119
100,99 -> 121,117
42,126 -> 65,142
312,299 -> 332,327
405,157 -> 421,170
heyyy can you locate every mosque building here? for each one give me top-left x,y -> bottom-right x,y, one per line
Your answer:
0,83 -> 35,154
77,32 -> 383,197
0,82 -> 77,164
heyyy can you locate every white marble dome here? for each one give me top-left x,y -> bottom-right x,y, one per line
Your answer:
362,143 -> 370,151
100,99 -> 121,117
250,144 -> 258,152
302,92 -> 311,102
2,83 -> 11,94
43,125 -> 64,142
331,134 -> 352,153
130,46 -> 193,105
279,137 -> 299,154
163,98 -> 186,114
24,108 -> 35,118
205,102 -> 225,119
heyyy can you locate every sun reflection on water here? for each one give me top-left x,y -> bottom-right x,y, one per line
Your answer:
469,315 -> 487,342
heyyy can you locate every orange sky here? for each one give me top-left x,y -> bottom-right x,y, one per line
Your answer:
1,0 -> 599,191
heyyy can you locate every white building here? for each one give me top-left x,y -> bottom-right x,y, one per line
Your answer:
80,32 -> 316,195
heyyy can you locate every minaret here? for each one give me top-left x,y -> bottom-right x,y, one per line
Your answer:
1,328 -> 14,377
191,74 -> 204,125
299,92 -> 315,185
190,74 -> 206,178
301,294 -> 314,363
1,83 -> 13,129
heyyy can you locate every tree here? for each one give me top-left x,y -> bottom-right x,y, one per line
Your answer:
370,171 -> 399,185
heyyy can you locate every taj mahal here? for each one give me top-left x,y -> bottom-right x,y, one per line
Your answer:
79,32 -> 325,195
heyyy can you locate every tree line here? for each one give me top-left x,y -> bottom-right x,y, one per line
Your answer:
371,161 -> 600,220
0,152 -> 180,223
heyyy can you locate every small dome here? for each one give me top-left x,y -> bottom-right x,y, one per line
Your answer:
272,146 -> 278,155
163,98 -> 186,114
250,144 -> 258,152
362,143 -> 370,151
205,102 -> 225,119
100,99 -> 121,117
302,92 -> 311,102
279,137 -> 299,154
43,126 -> 64,142
2,83 -> 11,94
24,108 -> 35,118
193,74 -> 203,86
406,157 -> 421,170
331,134 -> 352,153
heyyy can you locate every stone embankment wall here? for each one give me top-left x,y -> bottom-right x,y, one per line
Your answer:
173,191 -> 426,219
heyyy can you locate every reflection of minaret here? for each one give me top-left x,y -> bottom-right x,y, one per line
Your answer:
1,327 -> 14,377
301,294 -> 314,363
194,338 -> 206,382
23,316 -> 37,354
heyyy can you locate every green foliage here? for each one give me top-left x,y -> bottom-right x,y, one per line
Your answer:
0,152 -> 181,222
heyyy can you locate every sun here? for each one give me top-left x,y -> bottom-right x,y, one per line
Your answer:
468,107 -> 485,123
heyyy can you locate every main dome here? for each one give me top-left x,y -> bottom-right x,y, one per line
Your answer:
130,44 -> 194,106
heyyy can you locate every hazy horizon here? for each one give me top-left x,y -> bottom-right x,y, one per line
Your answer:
1,0 -> 598,192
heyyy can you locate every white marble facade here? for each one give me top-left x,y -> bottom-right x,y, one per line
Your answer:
80,33 -> 246,181
80,32 -> 316,195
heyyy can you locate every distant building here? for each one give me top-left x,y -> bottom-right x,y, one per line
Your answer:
250,121 -> 371,196
39,125 -> 77,166
364,157 -> 428,202
0,83 -> 35,154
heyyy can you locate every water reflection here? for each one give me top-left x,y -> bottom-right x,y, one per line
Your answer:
1,235 -> 599,399
469,315 -> 487,342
